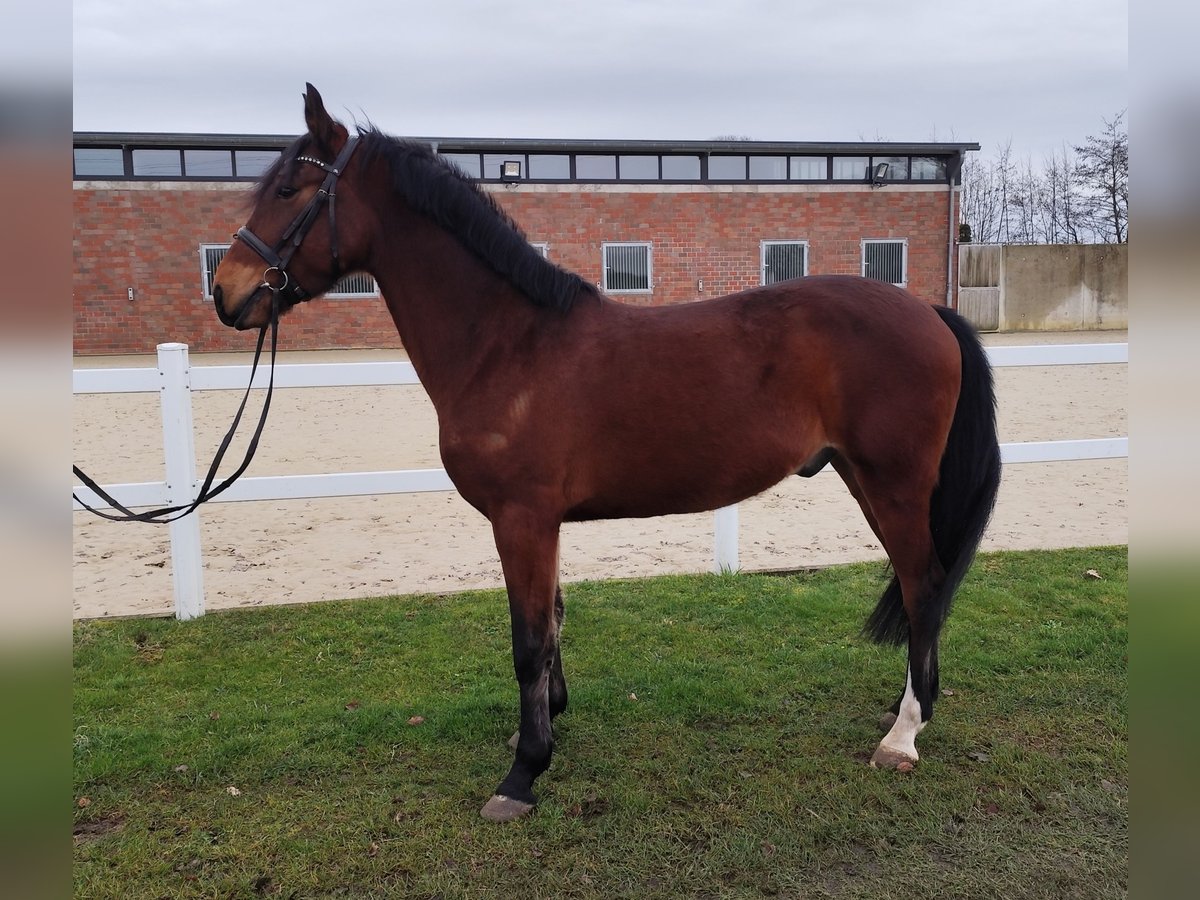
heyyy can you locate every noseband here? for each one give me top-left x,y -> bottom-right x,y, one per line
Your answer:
234,135 -> 360,308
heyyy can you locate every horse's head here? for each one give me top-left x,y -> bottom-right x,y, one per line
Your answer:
212,84 -> 368,330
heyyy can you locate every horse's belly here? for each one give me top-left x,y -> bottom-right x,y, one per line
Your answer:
564,448 -> 808,522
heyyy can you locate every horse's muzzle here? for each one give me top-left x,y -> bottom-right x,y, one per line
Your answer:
213,284 -> 268,331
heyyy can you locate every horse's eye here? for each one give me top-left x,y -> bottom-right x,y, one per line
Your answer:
276,186 -> 297,199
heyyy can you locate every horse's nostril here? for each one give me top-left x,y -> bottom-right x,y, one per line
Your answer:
213,284 -> 223,305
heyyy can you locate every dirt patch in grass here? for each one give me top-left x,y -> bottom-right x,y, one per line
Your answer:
73,813 -> 126,845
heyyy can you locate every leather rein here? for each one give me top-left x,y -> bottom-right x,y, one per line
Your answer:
72,137 -> 360,524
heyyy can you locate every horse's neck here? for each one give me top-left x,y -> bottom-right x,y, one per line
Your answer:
369,223 -> 538,409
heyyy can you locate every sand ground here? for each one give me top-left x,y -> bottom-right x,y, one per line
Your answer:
72,330 -> 1127,619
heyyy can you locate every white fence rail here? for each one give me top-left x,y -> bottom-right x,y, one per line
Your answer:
74,342 -> 1129,619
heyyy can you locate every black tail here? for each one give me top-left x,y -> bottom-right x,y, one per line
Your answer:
864,305 -> 1002,646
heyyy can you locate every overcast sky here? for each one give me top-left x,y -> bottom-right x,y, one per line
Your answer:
72,0 -> 1126,162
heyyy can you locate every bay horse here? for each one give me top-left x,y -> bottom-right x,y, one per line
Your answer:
212,85 -> 1000,823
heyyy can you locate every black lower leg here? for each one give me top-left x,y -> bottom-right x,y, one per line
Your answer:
495,628 -> 556,805
886,652 -> 935,718
549,586 -> 568,720
908,629 -> 939,724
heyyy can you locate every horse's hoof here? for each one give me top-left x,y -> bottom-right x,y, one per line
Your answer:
507,730 -> 519,750
878,711 -> 898,733
870,745 -> 917,771
480,794 -> 534,823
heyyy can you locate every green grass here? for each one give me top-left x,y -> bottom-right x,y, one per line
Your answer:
73,547 -> 1127,899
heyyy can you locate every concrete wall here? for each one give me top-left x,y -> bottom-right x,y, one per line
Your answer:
958,243 -> 1127,332
74,180 -> 959,355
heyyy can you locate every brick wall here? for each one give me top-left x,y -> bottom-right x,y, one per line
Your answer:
73,182 -> 958,355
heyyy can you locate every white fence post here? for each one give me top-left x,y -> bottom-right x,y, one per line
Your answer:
158,343 -> 205,620
713,504 -> 740,573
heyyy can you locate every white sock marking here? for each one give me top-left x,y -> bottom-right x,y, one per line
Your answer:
879,665 -> 925,761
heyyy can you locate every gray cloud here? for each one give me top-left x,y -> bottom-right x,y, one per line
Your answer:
72,0 -> 1127,160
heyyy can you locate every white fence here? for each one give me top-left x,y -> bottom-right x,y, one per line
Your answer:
73,342 -> 1129,620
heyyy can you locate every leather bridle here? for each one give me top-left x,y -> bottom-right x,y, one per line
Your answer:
232,135 -> 360,314
72,138 -> 361,524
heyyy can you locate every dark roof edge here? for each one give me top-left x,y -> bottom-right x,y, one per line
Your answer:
74,132 -> 981,155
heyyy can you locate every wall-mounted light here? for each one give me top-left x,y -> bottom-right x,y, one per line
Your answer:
500,160 -> 522,183
871,162 -> 890,186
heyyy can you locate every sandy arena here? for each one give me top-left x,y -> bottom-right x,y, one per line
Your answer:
72,330 -> 1127,619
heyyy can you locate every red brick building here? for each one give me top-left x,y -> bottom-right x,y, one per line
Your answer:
73,133 -> 977,355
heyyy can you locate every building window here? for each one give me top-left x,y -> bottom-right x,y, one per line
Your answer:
184,149 -> 233,177
531,242 -> 549,258
602,242 -> 652,293
441,152 -> 482,178
528,154 -> 570,179
484,154 -> 526,180
708,155 -> 747,180
872,156 -> 909,181
761,241 -> 808,285
790,156 -> 828,180
74,148 -> 125,177
618,155 -> 659,180
661,155 -> 701,180
862,239 -> 907,286
132,149 -> 182,177
911,157 -> 946,181
326,271 -> 379,298
200,244 -> 379,299
234,150 -> 281,178
201,244 -> 227,299
832,156 -> 870,180
749,156 -> 788,180
577,155 -> 617,180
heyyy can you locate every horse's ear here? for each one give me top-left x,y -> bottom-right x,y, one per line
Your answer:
303,83 -> 348,156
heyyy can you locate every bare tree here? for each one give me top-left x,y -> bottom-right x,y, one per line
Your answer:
994,140 -> 1017,243
1007,153 -> 1041,244
961,144 -> 1006,243
1027,147 -> 1078,243
1074,110 -> 1128,243
961,117 -> 1123,245
1045,144 -> 1087,243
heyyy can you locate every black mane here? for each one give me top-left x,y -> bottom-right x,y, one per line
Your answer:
358,128 -> 592,312
253,128 -> 590,312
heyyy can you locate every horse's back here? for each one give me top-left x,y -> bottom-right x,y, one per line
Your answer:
589,275 -> 961,418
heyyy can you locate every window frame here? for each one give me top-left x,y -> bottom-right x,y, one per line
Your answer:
200,243 -> 228,300
74,136 -> 962,186
601,241 -> 653,294
861,238 -> 909,287
760,240 -> 810,285
73,146 -> 126,178
831,156 -> 871,182
199,243 -> 380,300
325,271 -> 381,299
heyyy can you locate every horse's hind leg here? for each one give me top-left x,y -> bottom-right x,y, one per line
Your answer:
549,584 -> 568,717
845,464 -> 947,769
830,454 -> 885,549
830,456 -> 907,731
482,506 -> 563,823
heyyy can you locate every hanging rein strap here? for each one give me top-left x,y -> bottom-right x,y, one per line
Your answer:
72,292 -> 281,523
74,137 -> 360,524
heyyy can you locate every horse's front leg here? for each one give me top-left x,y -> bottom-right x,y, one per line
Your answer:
507,583 -> 568,750
480,505 -> 562,823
